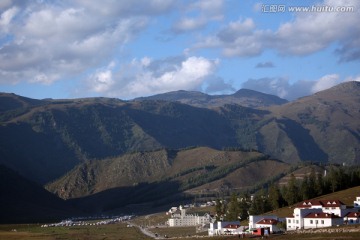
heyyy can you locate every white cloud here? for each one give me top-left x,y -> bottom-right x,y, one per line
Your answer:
171,0 -> 224,33
173,17 -> 208,32
311,74 -> 339,93
0,6 -> 18,33
84,56 -> 225,99
344,75 -> 360,83
241,74 -> 348,100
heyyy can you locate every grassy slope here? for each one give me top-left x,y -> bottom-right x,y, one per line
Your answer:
46,147 -> 279,200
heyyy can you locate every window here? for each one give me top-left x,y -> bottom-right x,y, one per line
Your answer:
321,220 -> 324,224
288,219 -> 291,223
315,220 -> 318,224
310,220 -> 313,224
296,220 -> 299,224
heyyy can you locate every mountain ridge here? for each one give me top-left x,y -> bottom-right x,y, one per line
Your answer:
134,88 -> 288,108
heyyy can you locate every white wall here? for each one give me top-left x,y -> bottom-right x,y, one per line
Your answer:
303,217 -> 343,229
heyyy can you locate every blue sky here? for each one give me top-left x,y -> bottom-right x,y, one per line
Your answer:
0,0 -> 359,100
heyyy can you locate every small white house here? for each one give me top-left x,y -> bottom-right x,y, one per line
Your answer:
345,212 -> 360,225
255,218 -> 281,233
249,215 -> 278,230
208,221 -> 241,236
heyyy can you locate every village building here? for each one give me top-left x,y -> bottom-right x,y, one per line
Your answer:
208,221 -> 244,236
344,212 -> 360,225
249,215 -> 279,230
167,207 -> 211,227
303,212 -> 343,229
286,197 -> 360,231
255,218 -> 281,233
354,197 -> 360,208
286,207 -> 323,230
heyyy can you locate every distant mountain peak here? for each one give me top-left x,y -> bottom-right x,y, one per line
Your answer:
134,88 -> 287,108
313,81 -> 360,98
326,81 -> 360,93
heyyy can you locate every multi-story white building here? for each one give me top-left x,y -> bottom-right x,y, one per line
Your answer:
168,207 -> 211,227
286,207 -> 322,230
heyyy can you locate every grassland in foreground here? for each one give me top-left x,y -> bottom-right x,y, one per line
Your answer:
2,222 -> 360,240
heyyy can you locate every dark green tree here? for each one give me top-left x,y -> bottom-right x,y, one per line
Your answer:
238,194 -> 250,221
328,166 -> 339,193
284,174 -> 300,205
300,175 -> 310,200
215,199 -> 225,221
249,189 -> 271,215
268,183 -> 284,210
308,168 -> 317,198
315,171 -> 324,196
226,193 -> 240,221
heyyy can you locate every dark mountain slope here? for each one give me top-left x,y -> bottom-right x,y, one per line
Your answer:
0,164 -> 79,223
0,99 -> 237,184
124,101 -> 236,148
266,81 -> 360,164
0,93 -> 43,113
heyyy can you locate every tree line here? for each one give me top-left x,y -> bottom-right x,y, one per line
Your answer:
215,165 -> 360,221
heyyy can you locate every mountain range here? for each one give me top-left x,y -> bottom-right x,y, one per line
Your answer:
1,81 -> 360,221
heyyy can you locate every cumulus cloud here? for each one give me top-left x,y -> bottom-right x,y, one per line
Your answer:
195,0 -> 360,61
0,0 -> 174,84
241,74 -> 346,100
83,56 -> 226,99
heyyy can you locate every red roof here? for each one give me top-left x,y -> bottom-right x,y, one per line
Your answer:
297,200 -> 345,208
223,224 -> 240,229
256,218 -> 278,225
304,212 -> 340,219
345,212 -> 360,218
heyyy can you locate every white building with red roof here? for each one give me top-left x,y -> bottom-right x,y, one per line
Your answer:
296,199 -> 346,216
303,212 -> 343,229
208,221 -> 244,236
255,218 -> 281,233
286,197 -> 360,231
345,212 -> 360,225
